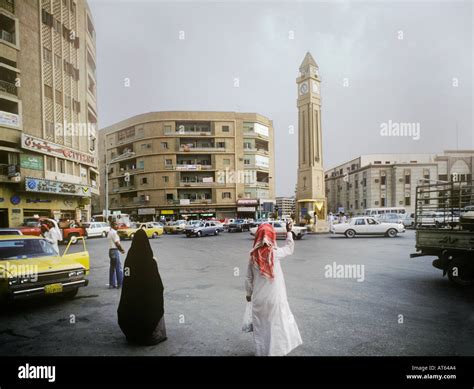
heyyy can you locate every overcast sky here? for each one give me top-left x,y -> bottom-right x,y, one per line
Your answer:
90,0 -> 473,197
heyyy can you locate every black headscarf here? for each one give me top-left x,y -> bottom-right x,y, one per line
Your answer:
117,229 -> 164,340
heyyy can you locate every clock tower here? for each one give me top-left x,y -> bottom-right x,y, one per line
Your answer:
295,52 -> 328,232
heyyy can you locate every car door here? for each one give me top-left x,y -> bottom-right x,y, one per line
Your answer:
366,218 -> 381,233
353,218 -> 367,234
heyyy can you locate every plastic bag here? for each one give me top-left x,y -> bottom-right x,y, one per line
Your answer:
241,302 -> 253,333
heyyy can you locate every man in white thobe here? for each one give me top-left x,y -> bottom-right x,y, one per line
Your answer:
245,222 -> 303,356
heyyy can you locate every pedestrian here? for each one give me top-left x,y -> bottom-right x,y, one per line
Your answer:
41,221 -> 60,255
328,212 -> 334,230
245,221 -> 303,356
108,220 -> 125,289
341,214 -> 347,224
117,228 -> 167,346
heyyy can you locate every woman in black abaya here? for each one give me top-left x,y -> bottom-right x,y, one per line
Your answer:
117,228 -> 167,345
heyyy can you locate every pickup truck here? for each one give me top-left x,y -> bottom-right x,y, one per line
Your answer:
17,218 -> 86,244
410,181 -> 474,286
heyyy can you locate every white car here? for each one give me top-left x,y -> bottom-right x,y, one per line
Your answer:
331,217 -> 405,238
83,222 -> 111,238
249,221 -> 307,240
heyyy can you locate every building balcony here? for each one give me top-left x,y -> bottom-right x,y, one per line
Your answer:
243,131 -> 269,140
0,80 -> 17,96
243,148 -> 270,156
179,181 -> 221,187
244,164 -> 269,171
165,128 -> 213,136
166,164 -> 214,171
112,185 -> 136,193
178,144 -> 225,152
0,0 -> 15,14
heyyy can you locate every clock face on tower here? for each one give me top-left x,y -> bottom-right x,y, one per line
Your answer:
299,81 -> 309,95
312,81 -> 319,94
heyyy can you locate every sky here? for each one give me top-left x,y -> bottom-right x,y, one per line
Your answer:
90,0 -> 473,197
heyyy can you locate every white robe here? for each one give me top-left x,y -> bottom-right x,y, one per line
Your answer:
245,232 -> 303,356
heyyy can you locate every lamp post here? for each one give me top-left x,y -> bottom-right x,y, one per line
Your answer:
104,151 -> 135,223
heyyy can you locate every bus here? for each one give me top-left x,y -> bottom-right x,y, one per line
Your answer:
364,207 -> 406,217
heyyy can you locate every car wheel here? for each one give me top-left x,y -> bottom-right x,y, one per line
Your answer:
295,234 -> 303,240
102,231 -> 107,238
387,228 -> 398,238
197,231 -> 202,238
345,229 -> 356,238
64,288 -> 79,299
129,233 -> 135,240
215,229 -> 219,235
70,235 -> 78,244
152,232 -> 158,239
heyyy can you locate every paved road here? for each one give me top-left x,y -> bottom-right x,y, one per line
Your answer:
1,230 -> 473,356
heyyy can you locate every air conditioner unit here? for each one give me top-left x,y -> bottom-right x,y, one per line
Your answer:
145,195 -> 150,201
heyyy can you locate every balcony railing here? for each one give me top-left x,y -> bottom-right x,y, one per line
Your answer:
0,79 -> 17,95
112,185 -> 136,193
243,131 -> 269,139
180,181 -> 220,187
166,164 -> 214,171
178,145 -> 225,152
0,30 -> 15,44
0,0 -> 14,13
165,129 -> 212,136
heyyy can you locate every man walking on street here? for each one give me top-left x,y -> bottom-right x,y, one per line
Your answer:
108,221 -> 125,289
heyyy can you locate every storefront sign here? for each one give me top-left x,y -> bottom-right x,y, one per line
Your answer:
237,199 -> 258,206
160,210 -> 174,215
176,165 -> 201,171
20,154 -> 44,170
0,111 -> 20,127
237,207 -> 256,212
21,134 -> 96,167
25,177 -> 91,197
180,199 -> 191,205
10,195 -> 21,205
138,208 -> 156,215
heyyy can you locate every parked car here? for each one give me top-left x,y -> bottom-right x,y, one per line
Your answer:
250,221 -> 307,240
377,213 -> 405,225
228,219 -> 251,232
117,222 -> 164,240
185,221 -> 224,237
83,222 -> 110,238
0,229 -> 22,236
331,217 -> 405,238
164,220 -> 187,234
0,235 -> 90,301
184,220 -> 202,234
416,211 -> 459,228
401,213 -> 415,228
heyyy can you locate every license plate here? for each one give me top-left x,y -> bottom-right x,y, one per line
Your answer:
44,283 -> 63,294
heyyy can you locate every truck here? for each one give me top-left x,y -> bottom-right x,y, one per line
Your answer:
410,180 -> 474,286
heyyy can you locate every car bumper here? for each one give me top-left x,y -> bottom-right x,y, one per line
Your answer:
7,279 -> 89,300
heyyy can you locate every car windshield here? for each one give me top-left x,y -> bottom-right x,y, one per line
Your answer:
22,219 -> 40,227
0,239 -> 57,260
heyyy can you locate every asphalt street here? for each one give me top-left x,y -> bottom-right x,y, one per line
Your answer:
1,230 -> 473,356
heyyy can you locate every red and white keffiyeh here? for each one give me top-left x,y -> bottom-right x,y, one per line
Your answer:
250,223 -> 277,280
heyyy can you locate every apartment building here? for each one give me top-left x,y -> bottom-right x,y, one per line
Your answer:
325,151 -> 474,215
276,196 -> 295,218
0,0 -> 98,227
98,111 -> 275,220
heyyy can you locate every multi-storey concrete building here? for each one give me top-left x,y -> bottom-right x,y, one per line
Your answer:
0,0 -> 98,227
97,111 -> 275,221
275,196 -> 295,218
325,151 -> 474,215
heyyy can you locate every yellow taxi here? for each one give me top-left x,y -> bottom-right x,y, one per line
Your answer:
117,222 -> 164,240
0,235 -> 90,301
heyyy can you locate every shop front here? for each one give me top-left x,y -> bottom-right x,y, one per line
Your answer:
179,208 -> 216,220
236,199 -> 258,219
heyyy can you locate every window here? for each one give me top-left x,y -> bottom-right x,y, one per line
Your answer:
55,89 -> 63,103
161,142 -> 168,149
166,193 -> 173,200
58,159 -> 65,173
165,159 -> 172,166
355,219 -> 366,225
54,55 -> 61,69
45,121 -> 55,137
44,85 -> 53,99
244,159 -> 250,165
163,176 -> 169,183
405,196 -> 411,206
244,142 -> 252,149
381,176 -> 386,185
222,192 -> 231,199
222,125 -> 229,132
43,47 -> 52,63
223,159 -> 230,166
137,160 -> 144,169
164,125 -> 171,133
217,142 -> 225,148
117,127 -> 135,141
141,143 -> 151,149
381,198 -> 386,207
46,157 -> 55,171
405,174 -> 411,184
141,177 -> 148,184
367,218 -> 377,225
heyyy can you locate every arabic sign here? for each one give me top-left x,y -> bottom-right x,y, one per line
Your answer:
21,134 -> 96,167
20,155 -> 44,170
0,111 -> 20,127
25,177 -> 91,197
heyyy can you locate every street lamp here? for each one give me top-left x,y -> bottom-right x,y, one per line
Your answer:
104,151 -> 135,222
